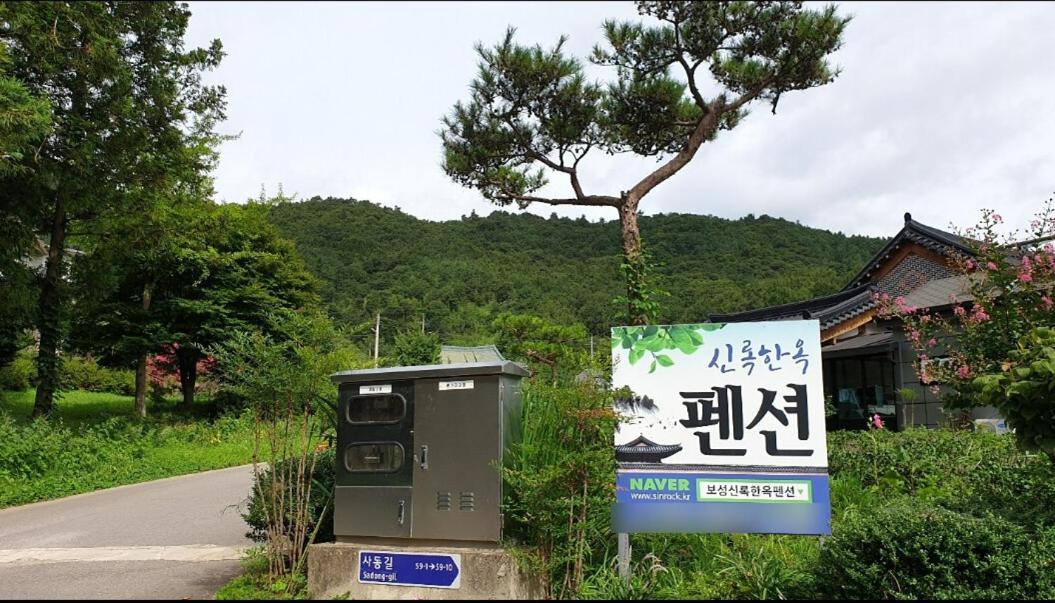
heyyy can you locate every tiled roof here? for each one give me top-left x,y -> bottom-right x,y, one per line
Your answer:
900,274 -> 976,309
709,214 -> 974,332
710,284 -> 878,330
844,213 -> 976,290
439,345 -> 505,364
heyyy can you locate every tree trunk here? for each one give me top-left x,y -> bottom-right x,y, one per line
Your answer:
32,197 -> 67,418
177,346 -> 198,411
134,353 -> 148,418
133,282 -> 154,418
618,197 -> 650,326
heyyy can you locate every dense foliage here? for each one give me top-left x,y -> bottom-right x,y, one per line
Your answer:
0,1 -> 226,416
268,197 -> 883,349
211,310 -> 365,581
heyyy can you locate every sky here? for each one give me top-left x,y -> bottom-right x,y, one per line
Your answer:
183,1 -> 1055,238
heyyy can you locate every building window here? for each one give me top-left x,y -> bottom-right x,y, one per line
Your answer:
824,353 -> 897,430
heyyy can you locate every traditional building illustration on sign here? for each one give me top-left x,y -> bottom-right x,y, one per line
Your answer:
614,435 -> 683,464
710,213 -> 994,431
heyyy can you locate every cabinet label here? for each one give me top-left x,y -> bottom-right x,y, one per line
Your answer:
439,380 -> 474,391
360,384 -> 392,395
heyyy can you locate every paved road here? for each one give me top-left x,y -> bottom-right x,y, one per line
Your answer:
0,465 -> 256,600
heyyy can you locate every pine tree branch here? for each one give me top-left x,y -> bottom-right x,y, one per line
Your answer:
627,77 -> 774,204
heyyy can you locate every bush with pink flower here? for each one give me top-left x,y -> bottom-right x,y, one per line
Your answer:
879,200 -> 1055,458
146,343 -> 217,401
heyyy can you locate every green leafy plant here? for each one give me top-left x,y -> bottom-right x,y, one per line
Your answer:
502,378 -> 619,598
974,326 -> 1055,462
210,310 -> 361,585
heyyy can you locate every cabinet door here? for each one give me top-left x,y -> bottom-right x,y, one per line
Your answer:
336,381 -> 414,488
334,486 -> 411,538
410,376 -> 502,541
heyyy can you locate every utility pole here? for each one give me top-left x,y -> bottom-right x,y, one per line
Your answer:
373,312 -> 380,368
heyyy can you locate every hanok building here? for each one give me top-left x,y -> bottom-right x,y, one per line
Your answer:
711,212 -> 994,431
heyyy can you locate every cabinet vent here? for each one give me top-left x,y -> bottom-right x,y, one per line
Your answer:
459,491 -> 475,511
437,492 -> 452,511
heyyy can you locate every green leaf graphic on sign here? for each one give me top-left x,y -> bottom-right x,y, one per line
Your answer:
612,323 -> 726,372
629,348 -> 645,365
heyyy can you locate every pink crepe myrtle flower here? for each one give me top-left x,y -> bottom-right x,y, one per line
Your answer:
993,214 -> 1003,223
954,306 -> 967,317
1043,295 -> 1054,311
956,364 -> 972,379
1020,272 -> 1034,283
971,307 -> 990,323
987,261 -> 998,271
965,259 -> 976,270
927,338 -> 938,347
871,414 -> 884,430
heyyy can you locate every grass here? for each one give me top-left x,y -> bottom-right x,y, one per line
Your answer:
0,388 -> 214,425
0,388 -> 259,509
214,548 -> 310,600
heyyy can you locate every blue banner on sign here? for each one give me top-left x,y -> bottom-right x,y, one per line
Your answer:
614,471 -> 831,535
358,550 -> 461,589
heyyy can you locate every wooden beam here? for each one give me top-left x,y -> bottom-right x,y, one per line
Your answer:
822,309 -> 878,343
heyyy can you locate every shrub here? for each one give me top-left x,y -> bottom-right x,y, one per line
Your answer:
60,356 -> 136,396
501,379 -> 619,599
827,427 -> 1055,526
243,447 -> 336,546
0,353 -> 36,391
815,502 -> 1055,600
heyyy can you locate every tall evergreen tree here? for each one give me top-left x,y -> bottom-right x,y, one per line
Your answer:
0,2 -> 226,416
441,1 -> 849,324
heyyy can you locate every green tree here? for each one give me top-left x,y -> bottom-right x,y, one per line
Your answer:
0,42 -> 50,177
391,329 -> 441,366
69,198 -> 208,416
0,41 -> 50,368
441,1 -> 848,324
160,202 -> 320,409
0,1 -> 226,416
882,202 -> 1055,459
494,313 -> 588,384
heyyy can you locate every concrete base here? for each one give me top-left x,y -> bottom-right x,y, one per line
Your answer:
307,538 -> 544,600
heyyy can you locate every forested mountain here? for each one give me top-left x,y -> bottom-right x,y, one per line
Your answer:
267,197 -> 885,348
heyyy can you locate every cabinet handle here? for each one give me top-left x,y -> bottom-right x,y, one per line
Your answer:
420,445 -> 428,470
397,499 -> 405,525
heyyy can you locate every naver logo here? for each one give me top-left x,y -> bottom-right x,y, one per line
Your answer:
629,477 -> 691,491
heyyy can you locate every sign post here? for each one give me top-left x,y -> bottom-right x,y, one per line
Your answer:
611,321 -> 831,536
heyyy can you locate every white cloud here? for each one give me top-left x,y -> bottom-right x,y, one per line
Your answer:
186,1 -> 1055,237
